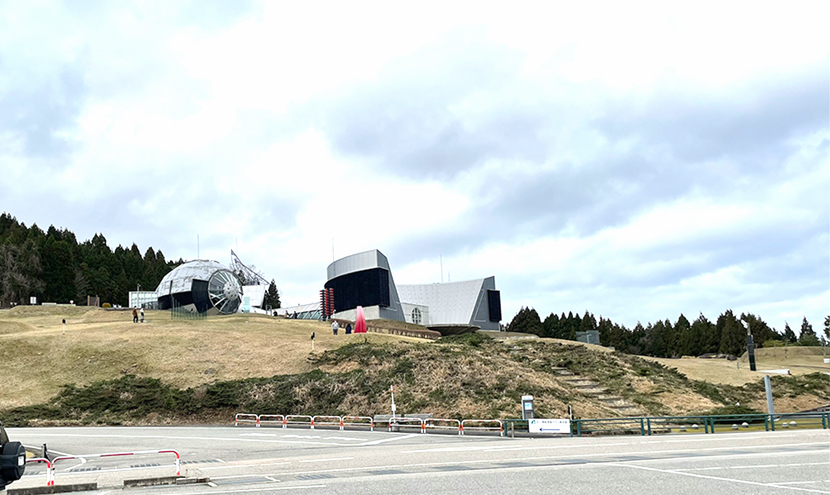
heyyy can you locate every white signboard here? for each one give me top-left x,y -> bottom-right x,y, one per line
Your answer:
529,418 -> 571,434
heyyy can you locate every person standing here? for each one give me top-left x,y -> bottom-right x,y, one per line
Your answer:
331,319 -> 339,335
132,308 -> 138,323
140,307 -> 145,323
345,323 -> 352,334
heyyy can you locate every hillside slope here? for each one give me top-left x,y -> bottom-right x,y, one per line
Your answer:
1,307 -> 828,426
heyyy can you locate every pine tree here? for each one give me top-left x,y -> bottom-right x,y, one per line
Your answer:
263,279 -> 281,310
799,317 -> 819,346
507,307 -> 544,336
718,310 -> 744,356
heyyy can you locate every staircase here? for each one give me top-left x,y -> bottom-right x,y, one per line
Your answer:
550,367 -> 641,414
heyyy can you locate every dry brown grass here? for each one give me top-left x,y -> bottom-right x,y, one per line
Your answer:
644,348 -> 830,387
0,306 -> 423,409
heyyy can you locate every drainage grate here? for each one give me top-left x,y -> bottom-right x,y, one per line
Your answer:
297,473 -> 335,480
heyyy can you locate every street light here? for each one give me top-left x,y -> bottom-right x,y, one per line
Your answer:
742,320 -> 757,371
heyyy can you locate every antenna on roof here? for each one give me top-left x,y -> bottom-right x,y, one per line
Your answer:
440,254 -> 443,283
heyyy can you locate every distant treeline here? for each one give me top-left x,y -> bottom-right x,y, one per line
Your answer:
0,213 -> 181,307
507,307 -> 828,359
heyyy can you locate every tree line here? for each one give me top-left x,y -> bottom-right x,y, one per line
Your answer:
507,307 -> 829,358
0,213 -> 179,307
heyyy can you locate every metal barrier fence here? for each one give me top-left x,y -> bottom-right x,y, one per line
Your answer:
424,418 -> 462,435
25,458 -> 54,487
259,414 -> 285,427
341,416 -> 374,431
461,419 -> 504,436
234,411 -> 828,438
312,415 -> 342,429
234,413 -> 259,427
572,411 -> 830,437
284,415 -> 313,428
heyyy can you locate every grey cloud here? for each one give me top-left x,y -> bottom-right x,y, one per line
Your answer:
0,68 -> 86,159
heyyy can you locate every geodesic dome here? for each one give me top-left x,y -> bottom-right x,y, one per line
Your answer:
155,260 -> 242,315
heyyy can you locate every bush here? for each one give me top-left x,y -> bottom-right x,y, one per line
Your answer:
102,302 -> 112,308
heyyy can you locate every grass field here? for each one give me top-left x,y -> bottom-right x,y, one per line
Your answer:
645,348 -> 830,386
2,306 -> 828,424
0,306 -> 420,410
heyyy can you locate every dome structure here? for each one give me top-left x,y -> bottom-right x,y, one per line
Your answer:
156,260 -> 242,315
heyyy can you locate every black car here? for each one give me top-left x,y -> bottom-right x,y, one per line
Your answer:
0,421 -> 26,489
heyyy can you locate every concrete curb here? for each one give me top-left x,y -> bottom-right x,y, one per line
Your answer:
123,476 -> 210,488
7,484 -> 97,495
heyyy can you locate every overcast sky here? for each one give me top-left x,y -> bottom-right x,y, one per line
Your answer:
1,1 -> 827,330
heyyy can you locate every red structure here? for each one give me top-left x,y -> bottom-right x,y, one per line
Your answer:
355,305 -> 367,333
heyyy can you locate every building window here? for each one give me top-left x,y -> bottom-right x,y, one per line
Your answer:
411,307 -> 422,325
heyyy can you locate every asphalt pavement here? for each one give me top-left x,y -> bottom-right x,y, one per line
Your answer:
5,425 -> 829,494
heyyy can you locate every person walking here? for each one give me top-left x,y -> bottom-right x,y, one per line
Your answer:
132,308 -> 138,323
140,307 -> 145,323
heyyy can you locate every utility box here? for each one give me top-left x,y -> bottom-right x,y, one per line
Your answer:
521,395 -> 535,420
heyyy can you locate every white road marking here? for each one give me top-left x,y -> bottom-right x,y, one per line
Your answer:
200,461 -> 291,471
16,433 -> 352,447
359,433 -> 421,446
152,485 -> 326,494
299,457 -> 353,463
611,463 -> 830,494
677,461 -> 830,471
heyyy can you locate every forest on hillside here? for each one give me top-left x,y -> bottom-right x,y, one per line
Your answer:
507,307 -> 829,359
0,213 -> 179,307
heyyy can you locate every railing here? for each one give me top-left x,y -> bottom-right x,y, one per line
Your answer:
234,413 -> 259,427
572,411 -> 830,437
284,415 -> 314,428
424,418 -> 462,435
388,417 -> 425,432
258,414 -> 285,427
341,416 -> 374,431
26,457 -> 54,486
312,415 -> 342,429
461,419 -> 504,436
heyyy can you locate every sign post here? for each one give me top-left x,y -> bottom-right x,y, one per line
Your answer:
528,418 -> 571,434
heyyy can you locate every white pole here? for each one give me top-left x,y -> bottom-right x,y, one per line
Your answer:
390,385 -> 397,416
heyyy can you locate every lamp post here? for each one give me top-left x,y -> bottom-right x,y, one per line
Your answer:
743,320 -> 757,371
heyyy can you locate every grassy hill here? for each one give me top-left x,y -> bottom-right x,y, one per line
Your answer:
1,306 -> 828,427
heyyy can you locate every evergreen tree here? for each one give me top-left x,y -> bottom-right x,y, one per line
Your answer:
263,280 -> 281,310
0,240 -> 45,306
507,307 -> 544,336
718,310 -> 744,356
824,315 -> 830,341
799,317 -> 819,346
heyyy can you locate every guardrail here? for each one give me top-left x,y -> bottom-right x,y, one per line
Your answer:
461,419 -> 503,436
259,414 -> 285,427
234,413 -> 259,427
424,418 -> 462,435
284,415 -> 314,428
312,415 -> 342,429
387,417 -> 425,432
341,416 -> 374,431
26,457 -> 54,486
51,449 -> 181,480
572,411 -> 830,437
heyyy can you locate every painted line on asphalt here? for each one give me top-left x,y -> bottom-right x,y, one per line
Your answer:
299,457 -> 354,463
677,461 -> 829,471
200,461 -> 291,471
610,462 -> 830,494
153,484 -> 327,494
14,432 -> 354,447
358,433 -> 421,446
